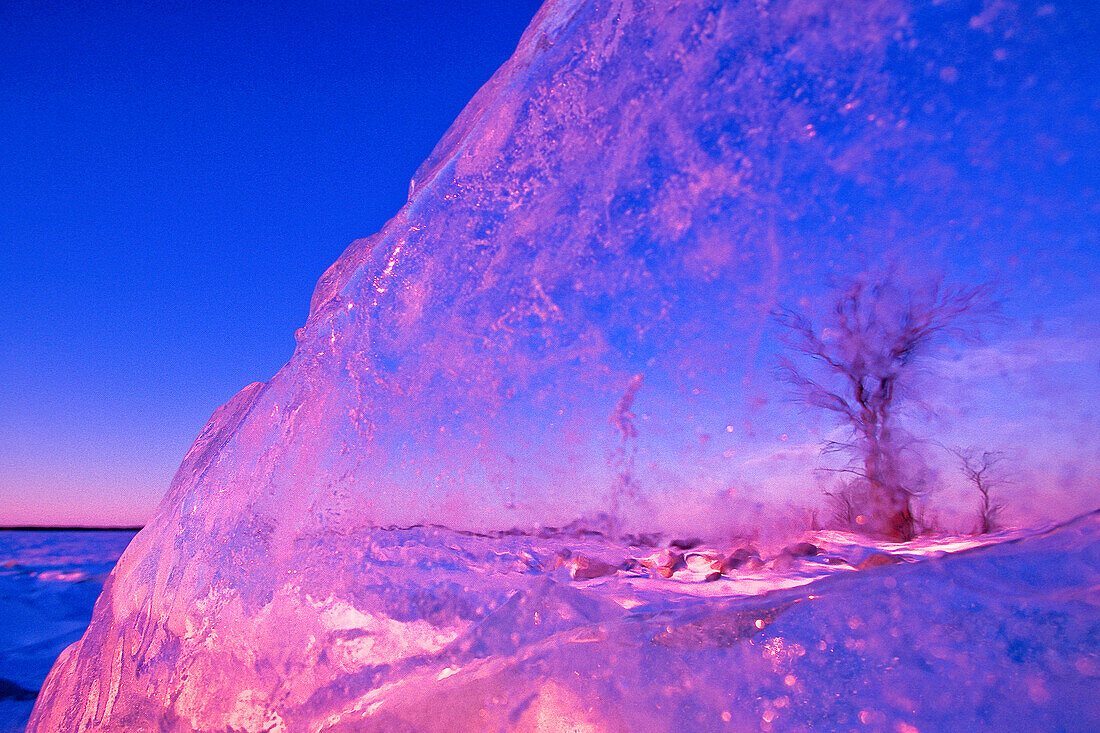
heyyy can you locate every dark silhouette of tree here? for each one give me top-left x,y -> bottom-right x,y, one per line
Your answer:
823,483 -> 861,529
952,447 -> 1007,534
774,275 -> 995,540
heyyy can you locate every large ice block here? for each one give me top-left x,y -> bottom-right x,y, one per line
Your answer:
29,0 -> 1100,729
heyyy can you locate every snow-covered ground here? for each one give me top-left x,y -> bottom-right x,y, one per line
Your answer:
28,513 -> 1100,731
0,530 -> 135,732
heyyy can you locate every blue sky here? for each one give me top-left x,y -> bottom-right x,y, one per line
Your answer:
0,0 -> 543,525
1,0 -> 1097,530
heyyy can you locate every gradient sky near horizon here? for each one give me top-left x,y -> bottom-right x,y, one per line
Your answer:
0,0 -> 544,526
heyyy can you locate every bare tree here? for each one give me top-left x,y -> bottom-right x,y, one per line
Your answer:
951,447 -> 1006,534
774,275 -> 995,540
912,500 -> 944,536
823,482 -> 861,529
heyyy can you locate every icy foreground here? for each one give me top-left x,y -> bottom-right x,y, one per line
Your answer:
28,0 -> 1100,729
29,514 -> 1100,731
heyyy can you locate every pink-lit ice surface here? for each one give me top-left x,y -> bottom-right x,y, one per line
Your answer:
30,0 -> 1099,730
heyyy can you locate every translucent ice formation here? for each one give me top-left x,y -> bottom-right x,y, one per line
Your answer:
30,513 -> 1100,731
30,0 -> 1100,729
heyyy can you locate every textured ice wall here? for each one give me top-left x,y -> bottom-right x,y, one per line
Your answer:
28,509 -> 1100,730
30,0 -> 1100,729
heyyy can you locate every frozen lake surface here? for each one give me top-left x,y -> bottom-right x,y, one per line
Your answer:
0,530 -> 136,732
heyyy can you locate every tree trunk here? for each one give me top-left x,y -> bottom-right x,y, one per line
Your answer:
886,494 -> 915,541
864,448 -> 915,541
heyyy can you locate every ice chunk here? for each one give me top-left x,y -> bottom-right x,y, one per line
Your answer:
29,0 -> 1100,729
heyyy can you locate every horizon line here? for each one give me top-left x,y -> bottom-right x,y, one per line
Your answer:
0,525 -> 144,532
